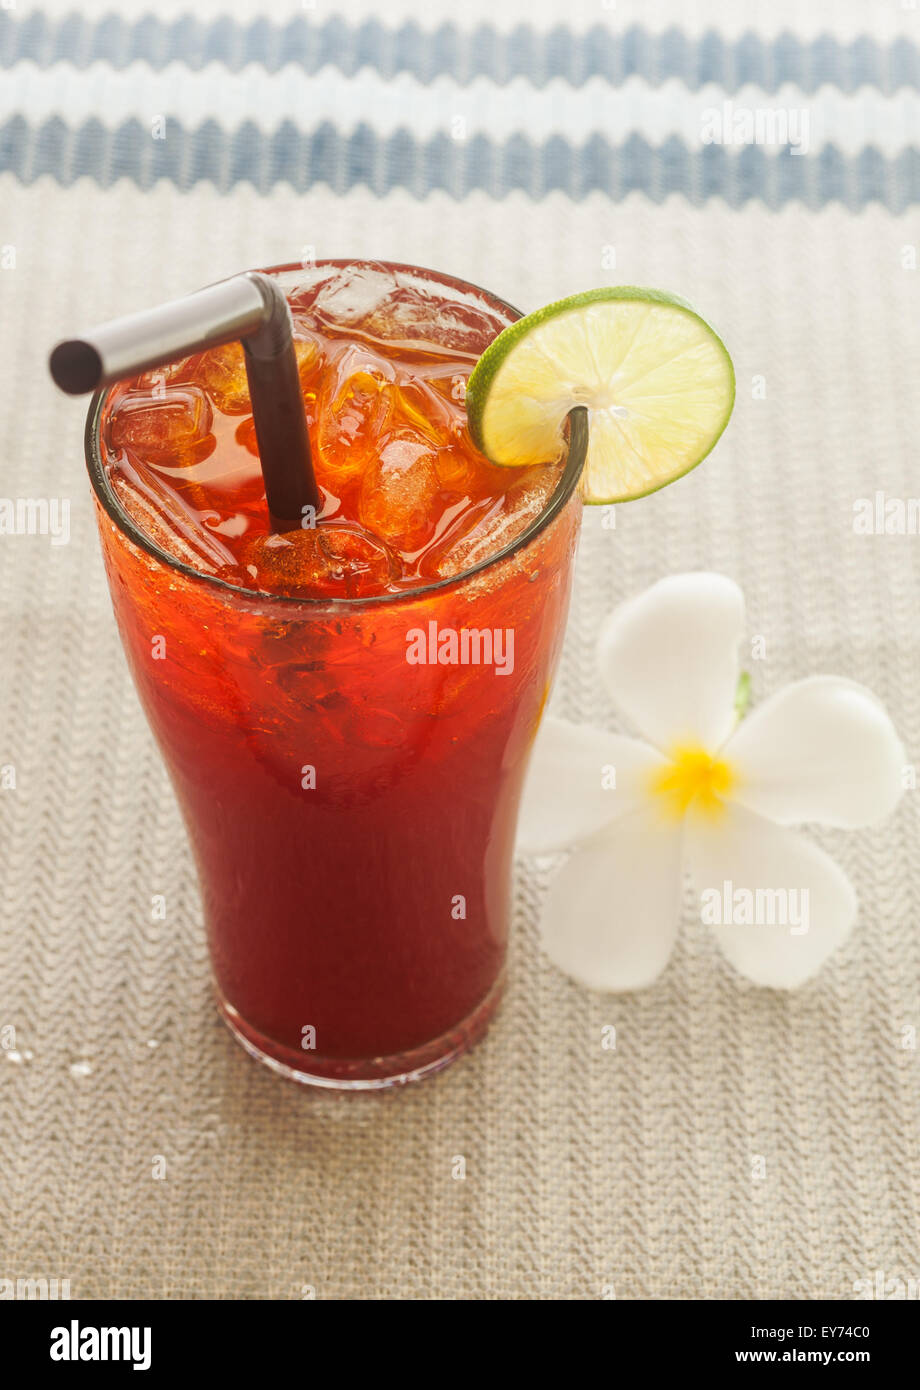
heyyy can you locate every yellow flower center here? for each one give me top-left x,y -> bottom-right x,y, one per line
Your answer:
651,744 -> 734,821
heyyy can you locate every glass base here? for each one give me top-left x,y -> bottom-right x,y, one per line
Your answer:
216,972 -> 505,1090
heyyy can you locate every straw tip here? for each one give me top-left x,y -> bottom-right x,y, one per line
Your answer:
49,340 -> 103,395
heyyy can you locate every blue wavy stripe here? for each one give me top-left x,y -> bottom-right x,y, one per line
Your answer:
0,12 -> 918,94
2,118 -> 918,210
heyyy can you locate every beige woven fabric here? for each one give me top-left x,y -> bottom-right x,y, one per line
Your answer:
1,175 -> 919,1299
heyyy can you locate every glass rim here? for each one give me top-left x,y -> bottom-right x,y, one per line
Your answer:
84,258 -> 586,611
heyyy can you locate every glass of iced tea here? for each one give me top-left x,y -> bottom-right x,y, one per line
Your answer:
85,261 -> 583,1087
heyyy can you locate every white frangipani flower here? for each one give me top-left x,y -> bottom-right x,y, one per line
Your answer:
519,573 -> 905,992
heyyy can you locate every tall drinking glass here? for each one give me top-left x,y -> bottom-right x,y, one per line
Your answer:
85,262 -> 583,1087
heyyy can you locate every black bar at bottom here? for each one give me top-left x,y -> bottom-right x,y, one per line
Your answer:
3,1296 -> 914,1378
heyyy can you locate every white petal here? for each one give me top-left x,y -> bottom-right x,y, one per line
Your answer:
724,676 -> 905,828
596,572 -> 745,752
539,811 -> 684,991
517,717 -> 666,853
685,802 -> 857,989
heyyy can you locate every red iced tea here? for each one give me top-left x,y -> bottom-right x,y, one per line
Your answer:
88,262 -> 581,1086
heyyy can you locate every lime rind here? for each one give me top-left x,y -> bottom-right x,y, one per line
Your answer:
466,286 -> 735,505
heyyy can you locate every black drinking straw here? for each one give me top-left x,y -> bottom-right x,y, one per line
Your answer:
49,271 -> 320,532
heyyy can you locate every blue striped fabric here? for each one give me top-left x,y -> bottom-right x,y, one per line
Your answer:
3,118 -> 917,210
1,9 -> 917,209
2,13 -> 918,92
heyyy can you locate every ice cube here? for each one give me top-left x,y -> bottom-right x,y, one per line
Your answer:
394,377 -> 457,448
107,386 -> 214,467
196,342 -> 251,415
364,290 -> 506,354
359,284 -> 431,344
419,361 -> 470,404
310,263 -> 400,327
431,468 -> 558,578
359,434 -> 442,552
315,344 -> 397,489
108,467 -> 238,574
134,356 -> 198,394
294,333 -> 322,382
240,524 -> 395,598
433,435 -> 486,496
304,266 -> 505,355
424,301 -> 507,354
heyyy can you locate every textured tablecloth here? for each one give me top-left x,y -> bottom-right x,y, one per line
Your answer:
1,0 -> 919,1300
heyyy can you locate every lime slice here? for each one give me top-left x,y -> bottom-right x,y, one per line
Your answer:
466,287 -> 734,504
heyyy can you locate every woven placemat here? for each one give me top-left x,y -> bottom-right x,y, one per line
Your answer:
1,167 -> 919,1299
